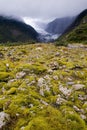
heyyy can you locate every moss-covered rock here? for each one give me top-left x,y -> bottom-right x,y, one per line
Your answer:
0,72 -> 13,81
0,43 -> 87,130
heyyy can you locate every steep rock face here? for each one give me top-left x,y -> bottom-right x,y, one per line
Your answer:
45,17 -> 75,34
0,16 -> 38,43
57,9 -> 87,44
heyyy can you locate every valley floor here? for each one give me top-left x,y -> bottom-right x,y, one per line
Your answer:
0,43 -> 87,130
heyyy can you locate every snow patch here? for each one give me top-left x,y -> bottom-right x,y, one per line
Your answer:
23,17 -> 60,42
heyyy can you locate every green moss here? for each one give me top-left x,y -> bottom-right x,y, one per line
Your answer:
0,44 -> 87,130
65,113 -> 86,130
0,72 -> 13,81
16,63 -> 47,75
28,76 -> 36,82
24,117 -> 50,130
72,71 -> 87,79
6,87 -> 17,95
24,106 -> 66,130
56,16 -> 87,45
51,83 -> 60,95
83,103 -> 87,114
49,95 -> 57,105
0,63 -> 6,72
15,118 -> 28,130
67,23 -> 87,43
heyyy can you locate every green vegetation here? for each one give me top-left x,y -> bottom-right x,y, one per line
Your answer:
0,43 -> 87,130
56,23 -> 87,46
56,13 -> 87,46
67,23 -> 87,42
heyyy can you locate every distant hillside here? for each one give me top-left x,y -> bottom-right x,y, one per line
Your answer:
0,16 -> 38,43
57,9 -> 87,45
45,17 -> 75,34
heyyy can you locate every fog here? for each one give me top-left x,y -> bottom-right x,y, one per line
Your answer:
0,0 -> 87,19
0,0 -> 87,42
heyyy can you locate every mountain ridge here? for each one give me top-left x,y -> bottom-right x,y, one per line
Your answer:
0,16 -> 38,43
45,17 -> 75,34
57,9 -> 87,45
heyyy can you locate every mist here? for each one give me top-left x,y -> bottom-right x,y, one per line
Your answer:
0,0 -> 87,42
0,0 -> 87,19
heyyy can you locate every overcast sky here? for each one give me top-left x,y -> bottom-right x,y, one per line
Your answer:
0,0 -> 87,19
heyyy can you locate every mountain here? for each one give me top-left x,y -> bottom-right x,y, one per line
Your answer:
0,16 -> 38,43
57,9 -> 87,45
45,17 -> 75,34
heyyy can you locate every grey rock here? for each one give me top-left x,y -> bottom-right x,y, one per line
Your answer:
47,69 -> 53,74
67,82 -> 75,85
38,77 -> 50,96
50,62 -> 59,70
55,52 -> 60,56
35,47 -> 43,51
53,75 -> 59,80
38,78 -> 45,87
16,71 -> 26,79
0,112 -> 10,129
59,85 -> 72,96
40,100 -> 48,106
72,84 -> 85,90
56,95 -> 66,105
80,114 -> 86,120
73,106 -> 80,112
78,95 -> 87,101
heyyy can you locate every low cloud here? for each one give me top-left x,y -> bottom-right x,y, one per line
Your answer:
0,0 -> 87,19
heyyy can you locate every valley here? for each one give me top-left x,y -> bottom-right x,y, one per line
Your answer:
0,8 -> 87,130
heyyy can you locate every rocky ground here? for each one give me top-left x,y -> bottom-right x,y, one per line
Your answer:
0,43 -> 87,130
